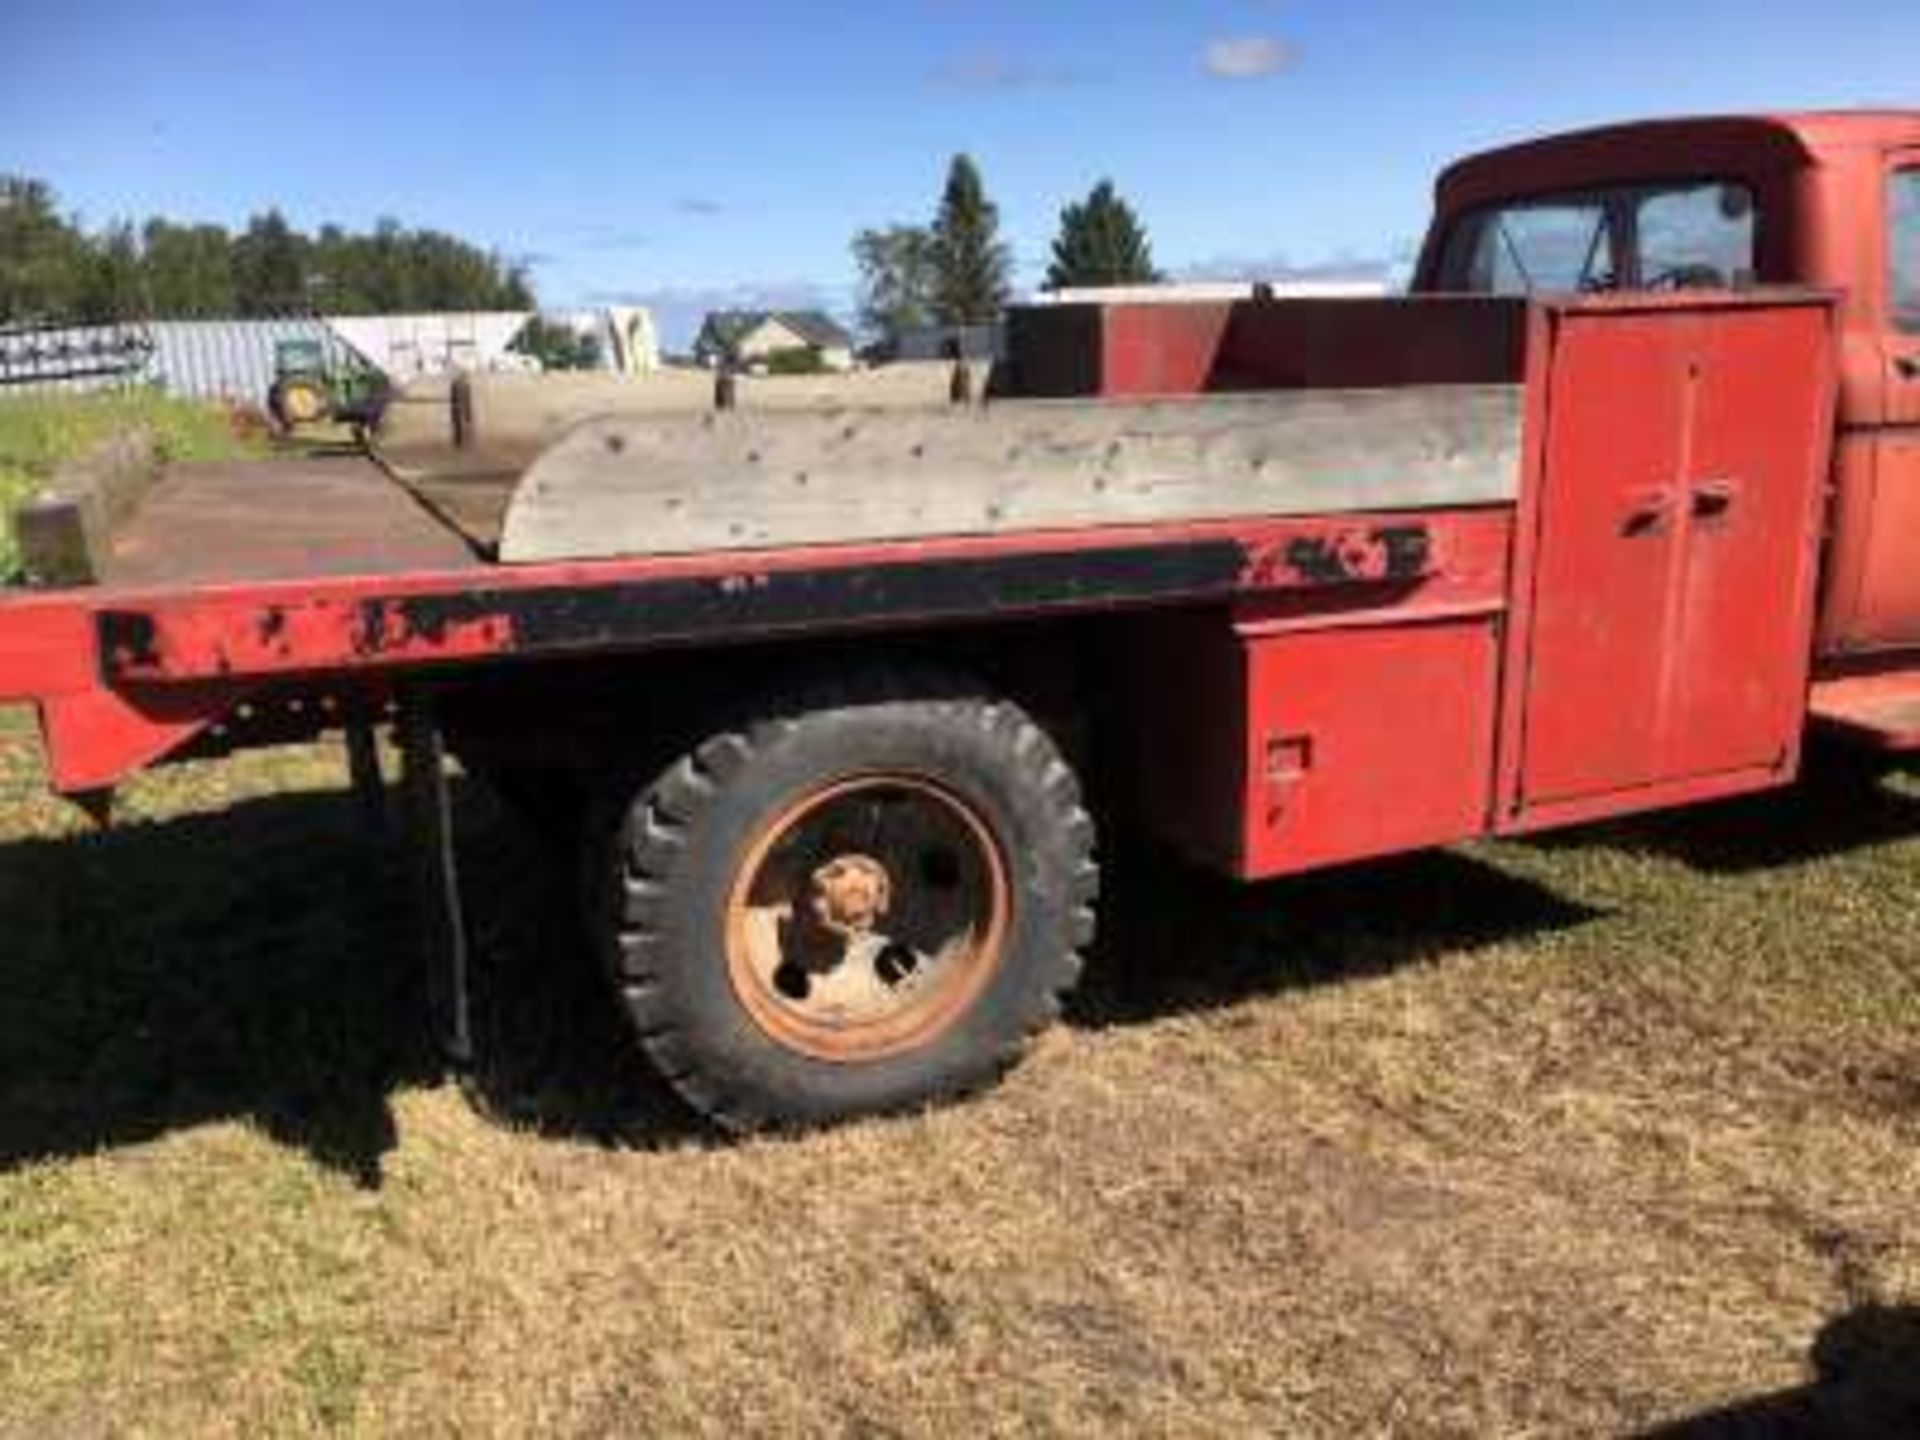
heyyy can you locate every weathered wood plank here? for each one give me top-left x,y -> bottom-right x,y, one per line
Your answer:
498,386 -> 1523,564
384,365 -> 965,454
103,457 -> 482,587
13,426 -> 158,587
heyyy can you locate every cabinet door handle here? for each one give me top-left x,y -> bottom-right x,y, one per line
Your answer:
1692,479 -> 1738,520
1621,486 -> 1675,537
1895,353 -> 1920,381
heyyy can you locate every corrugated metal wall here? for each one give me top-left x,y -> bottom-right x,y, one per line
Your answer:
150,318 -> 358,403
0,317 -> 361,406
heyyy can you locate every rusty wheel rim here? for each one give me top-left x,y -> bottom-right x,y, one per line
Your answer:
724,775 -> 1012,1063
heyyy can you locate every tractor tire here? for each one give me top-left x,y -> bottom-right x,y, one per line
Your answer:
269,376 -> 330,432
593,669 -> 1098,1133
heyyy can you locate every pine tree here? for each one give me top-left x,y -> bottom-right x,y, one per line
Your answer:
1045,180 -> 1159,290
930,155 -> 1012,326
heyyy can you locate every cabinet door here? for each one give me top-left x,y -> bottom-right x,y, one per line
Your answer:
1519,314 -> 1692,806
1668,307 -> 1833,778
1516,303 -> 1830,820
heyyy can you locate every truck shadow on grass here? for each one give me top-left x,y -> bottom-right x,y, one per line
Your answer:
0,789 -> 431,1189
0,766 -> 1905,1185
1638,1302 -> 1920,1439
1526,757 -> 1920,876
0,776 -> 1596,1184
0,782 -> 670,1188
1069,843 -> 1601,1030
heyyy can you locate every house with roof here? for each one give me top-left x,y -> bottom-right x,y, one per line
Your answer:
693,309 -> 856,373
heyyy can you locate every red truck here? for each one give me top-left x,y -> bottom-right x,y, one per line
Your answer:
2,111 -> 1916,1132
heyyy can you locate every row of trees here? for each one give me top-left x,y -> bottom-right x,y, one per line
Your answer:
6,160 -> 1160,348
0,176 -> 534,326
853,157 -> 1158,348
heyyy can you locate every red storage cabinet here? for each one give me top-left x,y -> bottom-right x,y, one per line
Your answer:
1235,616 -> 1503,877
1120,604 -> 1504,881
1504,298 -> 1836,829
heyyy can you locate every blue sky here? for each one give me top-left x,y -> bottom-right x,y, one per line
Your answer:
5,0 -> 1919,344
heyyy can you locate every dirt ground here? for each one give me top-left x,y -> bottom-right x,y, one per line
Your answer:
1,706 -> 1916,1437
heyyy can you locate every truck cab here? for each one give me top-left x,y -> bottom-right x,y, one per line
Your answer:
1413,113 -> 1920,678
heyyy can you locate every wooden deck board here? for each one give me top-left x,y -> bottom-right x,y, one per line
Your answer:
498,387 -> 1525,564
104,456 -> 482,588
372,442 -> 536,555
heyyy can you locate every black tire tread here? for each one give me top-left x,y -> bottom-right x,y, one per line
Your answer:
605,665 -> 1097,1133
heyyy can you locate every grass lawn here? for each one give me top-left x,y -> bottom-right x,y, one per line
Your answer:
0,390 -> 262,579
0,701 -> 1915,1435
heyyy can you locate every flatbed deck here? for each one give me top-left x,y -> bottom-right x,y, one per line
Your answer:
369,444 -> 538,555
104,456 -> 485,588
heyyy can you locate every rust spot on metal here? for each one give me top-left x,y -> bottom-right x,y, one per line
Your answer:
257,607 -> 289,651
350,603 -> 392,658
1371,525 -> 1433,577
343,596 -> 514,663
1281,525 -> 1433,586
97,611 -> 162,672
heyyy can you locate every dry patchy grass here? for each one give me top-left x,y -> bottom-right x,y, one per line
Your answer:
0,703 -> 1917,1436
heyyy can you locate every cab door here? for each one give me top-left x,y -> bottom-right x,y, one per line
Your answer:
1883,158 -> 1920,424
1837,157 -> 1920,649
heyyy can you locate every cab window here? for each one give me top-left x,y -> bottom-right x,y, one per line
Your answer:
1437,181 -> 1756,295
1892,170 -> 1920,333
1638,184 -> 1756,289
1440,200 -> 1613,295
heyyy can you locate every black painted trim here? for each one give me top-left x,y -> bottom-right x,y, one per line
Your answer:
376,540 -> 1248,656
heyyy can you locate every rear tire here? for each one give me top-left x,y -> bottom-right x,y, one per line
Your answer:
593,670 -> 1097,1133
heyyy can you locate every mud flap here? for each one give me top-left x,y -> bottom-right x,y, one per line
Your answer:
396,689 -> 474,1066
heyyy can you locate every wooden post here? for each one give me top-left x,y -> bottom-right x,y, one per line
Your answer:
449,373 -> 476,449
12,426 -> 158,587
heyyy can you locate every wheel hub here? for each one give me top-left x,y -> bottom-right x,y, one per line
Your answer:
809,854 -> 892,935
723,776 -> 1011,1063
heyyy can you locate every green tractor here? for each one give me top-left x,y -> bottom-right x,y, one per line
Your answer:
267,338 -> 389,435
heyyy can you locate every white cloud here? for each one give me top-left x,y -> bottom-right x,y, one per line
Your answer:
1201,36 -> 1298,80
